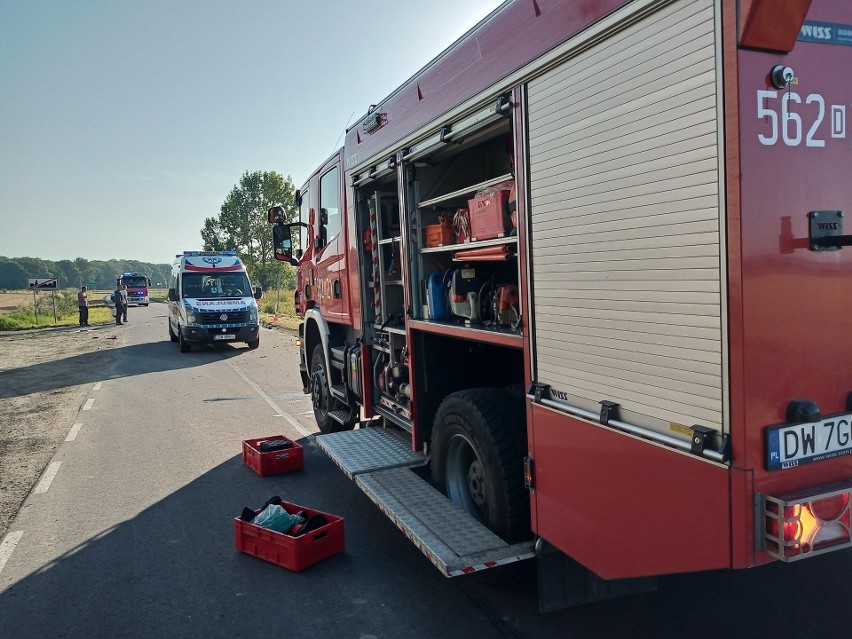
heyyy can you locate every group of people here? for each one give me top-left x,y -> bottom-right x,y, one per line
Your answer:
76,284 -> 130,327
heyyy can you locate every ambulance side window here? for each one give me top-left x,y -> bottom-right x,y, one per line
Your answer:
319,167 -> 340,244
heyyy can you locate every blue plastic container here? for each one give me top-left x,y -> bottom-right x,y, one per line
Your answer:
426,272 -> 448,320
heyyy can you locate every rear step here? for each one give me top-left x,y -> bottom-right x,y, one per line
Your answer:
316,428 -> 535,576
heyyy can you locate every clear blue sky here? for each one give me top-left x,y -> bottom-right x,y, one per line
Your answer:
0,0 -> 503,264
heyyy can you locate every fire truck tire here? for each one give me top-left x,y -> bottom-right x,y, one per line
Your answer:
178,329 -> 191,353
168,322 -> 178,342
310,344 -> 348,434
431,388 -> 529,542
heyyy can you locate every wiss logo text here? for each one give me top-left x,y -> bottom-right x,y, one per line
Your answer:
801,24 -> 833,40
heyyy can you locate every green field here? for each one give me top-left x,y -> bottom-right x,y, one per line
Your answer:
0,288 -> 300,331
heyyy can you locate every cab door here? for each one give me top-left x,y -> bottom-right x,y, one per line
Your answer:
312,154 -> 350,324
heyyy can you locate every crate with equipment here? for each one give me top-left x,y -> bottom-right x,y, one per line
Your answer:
242,436 -> 304,476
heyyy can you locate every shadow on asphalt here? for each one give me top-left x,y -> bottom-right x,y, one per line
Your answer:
0,338 -> 254,401
0,441 -> 499,638
2,431 -> 852,638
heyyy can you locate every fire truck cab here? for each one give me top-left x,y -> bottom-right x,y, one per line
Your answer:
117,272 -> 151,306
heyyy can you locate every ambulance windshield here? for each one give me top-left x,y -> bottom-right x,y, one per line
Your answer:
182,273 -> 251,298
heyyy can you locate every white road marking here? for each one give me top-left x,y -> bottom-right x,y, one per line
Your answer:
82,398 -> 95,411
93,382 -> 102,391
226,362 -> 312,438
0,531 -> 24,575
34,462 -> 61,494
66,423 -> 83,441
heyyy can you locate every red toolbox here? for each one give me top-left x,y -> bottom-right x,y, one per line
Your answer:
423,220 -> 455,247
242,436 -> 304,476
468,189 -> 511,241
234,501 -> 345,571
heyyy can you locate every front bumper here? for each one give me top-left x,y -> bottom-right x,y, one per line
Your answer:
182,324 -> 259,344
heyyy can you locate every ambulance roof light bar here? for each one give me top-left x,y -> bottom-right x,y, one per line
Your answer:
182,251 -> 237,257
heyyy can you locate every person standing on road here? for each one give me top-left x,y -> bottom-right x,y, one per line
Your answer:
77,286 -> 89,327
121,284 -> 129,323
112,283 -> 127,325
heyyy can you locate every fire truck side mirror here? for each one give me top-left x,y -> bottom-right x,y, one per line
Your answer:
272,222 -> 306,265
268,205 -> 286,224
273,223 -> 294,262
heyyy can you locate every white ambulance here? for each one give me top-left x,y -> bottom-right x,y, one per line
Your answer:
167,251 -> 263,352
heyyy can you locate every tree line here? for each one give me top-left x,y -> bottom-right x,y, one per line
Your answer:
0,256 -> 171,291
1,170 -> 300,293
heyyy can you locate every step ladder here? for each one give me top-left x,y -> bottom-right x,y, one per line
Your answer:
316,428 -> 535,576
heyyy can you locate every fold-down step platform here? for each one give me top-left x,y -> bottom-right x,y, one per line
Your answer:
316,427 -> 535,576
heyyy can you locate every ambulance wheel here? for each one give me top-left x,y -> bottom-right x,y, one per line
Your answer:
247,338 -> 260,350
431,388 -> 529,542
178,329 -> 191,353
310,344 -> 348,434
168,322 -> 178,342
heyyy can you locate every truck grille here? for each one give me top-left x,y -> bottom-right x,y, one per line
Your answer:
198,311 -> 250,324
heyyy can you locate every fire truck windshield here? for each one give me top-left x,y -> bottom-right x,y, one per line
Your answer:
182,273 -> 251,299
121,276 -> 148,288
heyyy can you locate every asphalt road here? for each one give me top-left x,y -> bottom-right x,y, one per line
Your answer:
2,305 -> 852,638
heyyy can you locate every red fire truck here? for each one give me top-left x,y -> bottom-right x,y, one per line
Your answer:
117,272 -> 151,306
269,0 -> 852,609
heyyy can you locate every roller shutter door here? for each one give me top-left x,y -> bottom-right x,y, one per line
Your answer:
526,0 -> 724,435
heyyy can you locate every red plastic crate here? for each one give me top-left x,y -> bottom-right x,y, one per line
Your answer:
468,189 -> 511,241
242,436 -> 304,476
234,501 -> 344,571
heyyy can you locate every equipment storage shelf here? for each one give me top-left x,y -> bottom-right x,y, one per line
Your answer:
418,173 -> 515,248
417,173 -> 513,209
408,319 -> 523,348
420,235 -> 516,255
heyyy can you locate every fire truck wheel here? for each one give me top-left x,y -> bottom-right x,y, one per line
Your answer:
431,389 -> 529,542
168,322 -> 178,342
310,344 -> 347,433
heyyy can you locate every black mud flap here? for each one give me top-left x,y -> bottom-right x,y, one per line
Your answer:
536,539 -> 657,612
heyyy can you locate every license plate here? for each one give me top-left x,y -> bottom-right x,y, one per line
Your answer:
214,334 -> 236,341
765,412 -> 852,471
